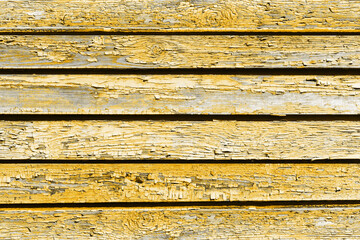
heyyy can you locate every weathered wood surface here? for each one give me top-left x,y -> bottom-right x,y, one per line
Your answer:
1,74 -> 360,114
0,164 -> 359,203
1,206 -> 359,239
0,0 -> 359,32
0,35 -> 359,68
1,120 -> 359,160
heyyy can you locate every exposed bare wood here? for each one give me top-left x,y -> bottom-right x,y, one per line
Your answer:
2,0 -> 358,237
1,74 -> 360,114
0,35 -> 359,68
0,206 -> 359,239
0,164 -> 359,203
0,120 -> 359,160
0,0 -> 359,32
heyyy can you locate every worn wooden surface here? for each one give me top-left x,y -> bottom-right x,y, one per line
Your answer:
0,120 -> 359,160
1,74 -> 360,114
0,35 -> 359,68
1,0 -> 358,238
0,0 -> 359,33
0,164 -> 359,203
0,206 -> 359,239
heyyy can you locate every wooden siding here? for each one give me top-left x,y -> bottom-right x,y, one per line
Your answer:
0,75 -> 360,115
0,35 -> 359,68
0,0 -> 358,238
0,164 -> 358,203
0,206 -> 359,239
0,0 -> 359,33
0,120 -> 359,160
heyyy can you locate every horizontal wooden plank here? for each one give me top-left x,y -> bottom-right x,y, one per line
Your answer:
0,120 -> 359,160
1,74 -> 360,114
0,206 -> 359,239
0,35 -> 359,68
0,164 -> 359,203
0,0 -> 359,32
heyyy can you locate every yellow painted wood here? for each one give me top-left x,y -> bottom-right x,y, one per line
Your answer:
1,120 -> 359,160
2,1 -> 358,238
0,164 -> 359,203
0,35 -> 359,68
1,74 -> 360,114
0,0 -> 359,32
0,206 -> 359,239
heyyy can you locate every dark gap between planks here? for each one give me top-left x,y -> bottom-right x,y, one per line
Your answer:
0,31 -> 359,36
1,200 -> 360,208
0,68 -> 359,75
0,159 -> 360,164
0,114 -> 359,121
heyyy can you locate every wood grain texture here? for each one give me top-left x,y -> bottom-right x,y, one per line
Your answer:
1,74 -> 360,114
0,0 -> 359,32
0,206 -> 359,239
0,120 -> 359,160
0,35 -> 359,68
0,164 -> 359,203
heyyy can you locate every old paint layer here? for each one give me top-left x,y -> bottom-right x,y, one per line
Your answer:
0,0 -> 359,32
1,75 -> 360,114
0,35 -> 359,68
0,120 -> 359,160
0,164 -> 359,203
0,206 -> 359,239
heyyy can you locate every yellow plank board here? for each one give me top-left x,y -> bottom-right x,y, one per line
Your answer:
0,35 -> 359,68
0,0 -> 359,32
0,164 -> 359,203
1,75 -> 360,114
0,120 -> 359,160
0,206 -> 359,239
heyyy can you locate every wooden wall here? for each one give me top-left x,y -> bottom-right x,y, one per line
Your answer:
0,0 -> 359,238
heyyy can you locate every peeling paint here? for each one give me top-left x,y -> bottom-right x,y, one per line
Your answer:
0,0 -> 359,32
0,206 -> 359,239
0,35 -> 359,68
0,75 -> 359,114
0,120 -> 359,160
